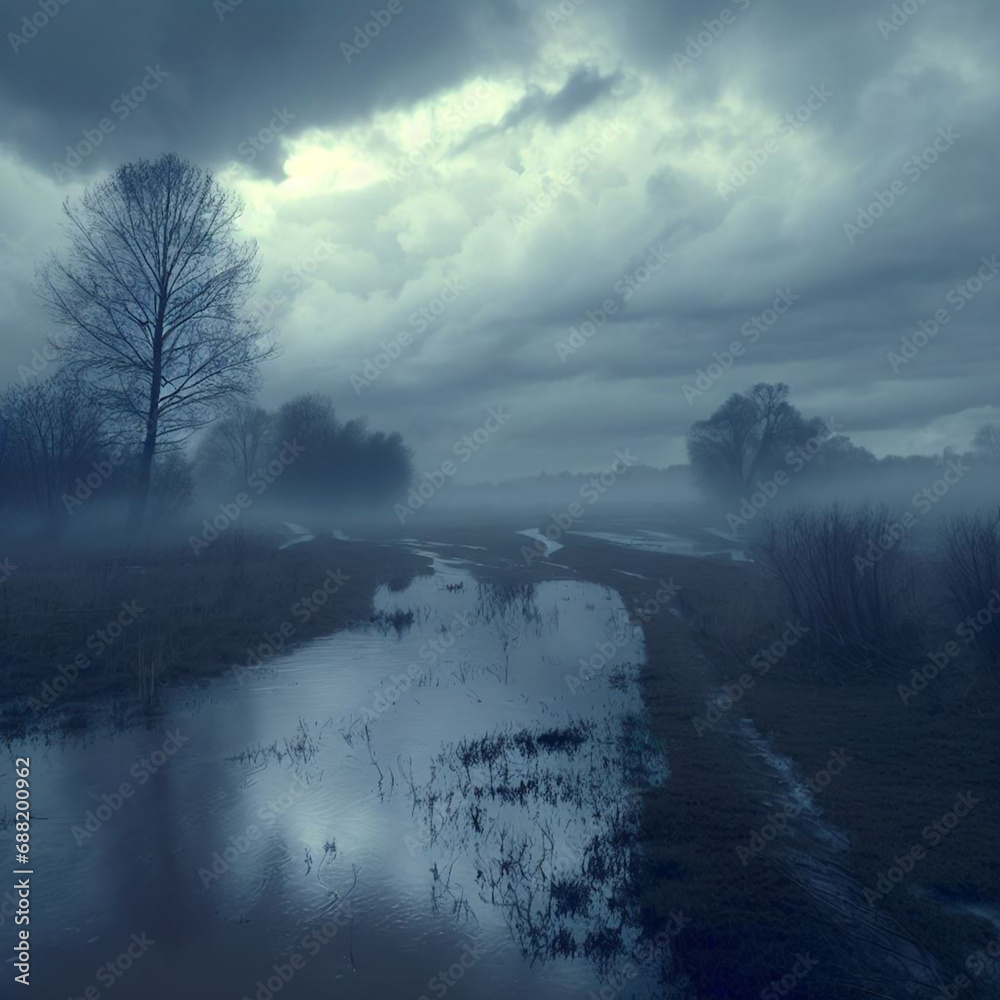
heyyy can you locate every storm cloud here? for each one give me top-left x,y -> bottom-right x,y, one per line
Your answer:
1,0 -> 998,479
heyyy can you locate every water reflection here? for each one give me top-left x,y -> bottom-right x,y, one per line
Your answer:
13,556 -> 672,999
412,713 -> 664,977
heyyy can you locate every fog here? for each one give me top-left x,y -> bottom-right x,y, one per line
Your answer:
2,2 -> 999,999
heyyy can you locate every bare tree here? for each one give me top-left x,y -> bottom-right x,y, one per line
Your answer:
0,374 -> 106,527
972,423 -> 1000,462
757,503 -> 921,678
195,401 -> 273,488
37,152 -> 276,536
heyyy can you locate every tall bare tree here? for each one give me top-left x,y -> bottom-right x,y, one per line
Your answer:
37,152 -> 276,536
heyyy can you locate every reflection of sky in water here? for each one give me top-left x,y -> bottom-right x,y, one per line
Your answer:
570,528 -> 752,562
18,555 -> 674,999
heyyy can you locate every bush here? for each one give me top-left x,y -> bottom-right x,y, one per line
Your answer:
940,510 -> 1000,679
756,504 -> 922,678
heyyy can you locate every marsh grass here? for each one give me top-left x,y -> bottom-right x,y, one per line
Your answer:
0,530 -> 426,725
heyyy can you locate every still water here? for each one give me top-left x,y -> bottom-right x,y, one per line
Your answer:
15,553 -> 672,999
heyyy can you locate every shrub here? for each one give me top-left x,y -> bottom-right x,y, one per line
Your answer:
756,503 -> 921,678
939,510 -> 1000,680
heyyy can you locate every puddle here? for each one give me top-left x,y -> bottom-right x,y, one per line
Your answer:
569,528 -> 753,563
278,521 -> 316,548
13,558 -> 673,999
517,528 -> 565,557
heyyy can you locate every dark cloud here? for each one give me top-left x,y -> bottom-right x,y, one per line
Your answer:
0,0 -> 535,179
452,65 -> 622,154
0,0 -> 998,479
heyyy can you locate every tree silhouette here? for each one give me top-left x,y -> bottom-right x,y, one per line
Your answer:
687,383 -> 812,496
37,152 -> 276,537
195,401 -> 274,489
972,423 -> 1000,462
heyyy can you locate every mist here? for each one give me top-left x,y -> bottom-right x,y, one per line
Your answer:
2,2 -> 999,998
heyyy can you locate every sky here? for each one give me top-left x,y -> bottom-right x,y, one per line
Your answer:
1,0 -> 998,482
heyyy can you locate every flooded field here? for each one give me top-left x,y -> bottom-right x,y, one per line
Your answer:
569,528 -> 752,563
11,552 -> 675,999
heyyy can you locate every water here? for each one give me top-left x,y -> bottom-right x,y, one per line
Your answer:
568,528 -> 751,563
11,554 -> 672,999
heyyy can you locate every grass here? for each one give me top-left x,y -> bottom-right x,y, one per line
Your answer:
2,507 -> 996,996
608,540 -> 997,998
0,527 -> 429,731
420,514 -> 999,998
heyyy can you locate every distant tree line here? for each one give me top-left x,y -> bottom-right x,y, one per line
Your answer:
687,382 -> 998,507
194,394 -> 413,508
0,375 -> 413,533
0,373 -> 193,531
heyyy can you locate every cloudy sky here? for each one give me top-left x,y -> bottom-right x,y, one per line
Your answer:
1,0 -> 997,481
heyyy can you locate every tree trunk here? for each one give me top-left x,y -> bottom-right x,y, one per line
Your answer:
126,317 -> 164,541
126,420 -> 157,540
